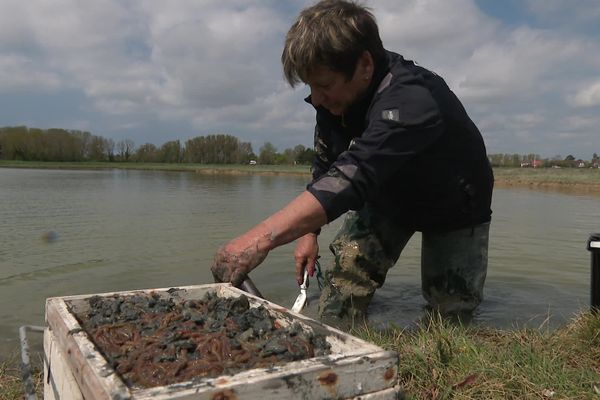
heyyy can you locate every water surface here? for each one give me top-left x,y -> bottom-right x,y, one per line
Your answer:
1,168 -> 598,359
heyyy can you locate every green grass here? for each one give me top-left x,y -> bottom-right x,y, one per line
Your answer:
352,311 -> 600,399
0,363 -> 21,400
2,313 -> 598,399
494,167 -> 600,186
0,353 -> 42,400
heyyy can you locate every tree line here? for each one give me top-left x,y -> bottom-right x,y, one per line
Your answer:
0,126 -> 315,165
488,153 -> 600,168
1,126 -> 597,167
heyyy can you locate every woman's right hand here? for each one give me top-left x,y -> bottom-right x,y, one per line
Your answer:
211,232 -> 272,287
294,232 -> 319,285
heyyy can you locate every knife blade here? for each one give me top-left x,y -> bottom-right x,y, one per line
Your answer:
291,269 -> 309,313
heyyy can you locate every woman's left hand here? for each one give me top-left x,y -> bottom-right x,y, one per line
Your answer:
294,233 -> 319,285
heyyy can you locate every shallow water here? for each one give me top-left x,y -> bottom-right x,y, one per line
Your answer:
1,168 -> 598,359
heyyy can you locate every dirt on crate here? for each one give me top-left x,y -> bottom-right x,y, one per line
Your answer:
67,291 -> 331,389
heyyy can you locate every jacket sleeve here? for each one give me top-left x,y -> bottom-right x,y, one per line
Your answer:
310,124 -> 331,181
307,80 -> 445,222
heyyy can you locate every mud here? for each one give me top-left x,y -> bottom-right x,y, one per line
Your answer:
67,291 -> 331,389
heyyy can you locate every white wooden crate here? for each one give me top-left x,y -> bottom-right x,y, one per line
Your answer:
45,283 -> 400,399
44,328 -> 83,400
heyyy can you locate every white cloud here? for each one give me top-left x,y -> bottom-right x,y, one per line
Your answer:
568,81 -> 600,108
369,0 -> 599,157
147,3 -> 288,108
0,55 -> 62,91
376,0 -> 497,53
0,0 -> 598,157
187,83 -> 314,150
453,27 -> 588,104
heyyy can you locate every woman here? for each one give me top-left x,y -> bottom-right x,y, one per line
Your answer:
212,0 -> 493,321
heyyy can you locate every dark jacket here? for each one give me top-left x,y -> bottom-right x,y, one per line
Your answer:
306,50 -> 493,232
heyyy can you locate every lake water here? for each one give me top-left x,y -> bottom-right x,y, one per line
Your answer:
1,168 -> 598,360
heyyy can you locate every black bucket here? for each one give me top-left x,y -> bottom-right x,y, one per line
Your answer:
587,233 -> 600,313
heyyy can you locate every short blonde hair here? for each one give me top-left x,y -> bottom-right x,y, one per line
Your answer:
282,0 -> 385,87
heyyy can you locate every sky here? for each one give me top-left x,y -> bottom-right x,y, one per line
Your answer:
1,0 -> 599,159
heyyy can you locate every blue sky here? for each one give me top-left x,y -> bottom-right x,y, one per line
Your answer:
1,0 -> 599,159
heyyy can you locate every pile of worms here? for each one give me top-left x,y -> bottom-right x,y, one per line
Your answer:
68,291 -> 331,388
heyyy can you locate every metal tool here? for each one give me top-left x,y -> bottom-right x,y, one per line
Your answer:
19,325 -> 45,400
291,268 -> 309,313
240,277 -> 264,299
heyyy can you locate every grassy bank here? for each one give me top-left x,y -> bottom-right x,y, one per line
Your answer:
2,312 -> 598,399
0,160 -> 311,175
353,311 -> 600,399
493,167 -> 600,194
2,161 -> 600,192
0,354 -> 42,400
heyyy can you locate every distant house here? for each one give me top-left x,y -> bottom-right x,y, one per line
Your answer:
520,160 -> 542,168
593,162 -> 600,169
577,160 -> 586,168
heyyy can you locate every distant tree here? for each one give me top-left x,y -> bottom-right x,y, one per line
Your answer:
238,141 -> 255,164
279,144 -> 316,165
48,128 -> 85,161
159,140 -> 182,163
487,154 -> 498,167
297,147 -> 315,164
0,126 -> 28,160
565,155 -> 575,161
214,134 -> 242,163
105,138 -> 115,161
511,154 -> 521,167
184,136 -> 206,163
0,126 -> 96,161
134,143 -> 159,162
74,131 -> 93,159
87,135 -> 107,161
117,139 -> 135,162
279,148 -> 295,164
258,142 -> 277,164
291,145 -> 305,163
184,134 -> 250,164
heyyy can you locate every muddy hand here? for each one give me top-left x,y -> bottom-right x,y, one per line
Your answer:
211,249 -> 248,287
211,234 -> 271,287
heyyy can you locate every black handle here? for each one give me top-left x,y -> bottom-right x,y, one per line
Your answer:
588,233 -> 600,313
240,277 -> 264,299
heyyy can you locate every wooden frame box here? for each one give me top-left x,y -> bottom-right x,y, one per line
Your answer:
45,284 -> 400,399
